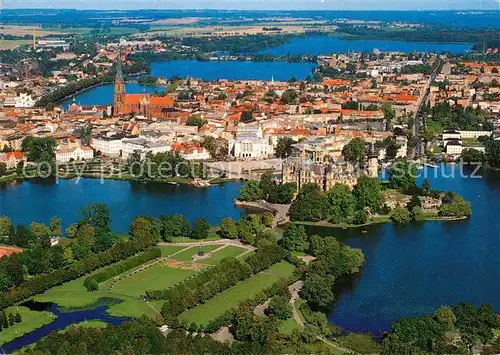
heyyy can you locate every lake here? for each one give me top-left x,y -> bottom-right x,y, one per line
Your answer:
1,165 -> 498,337
260,36 -> 473,56
62,60 -> 316,108
313,164 -> 500,334
0,179 -> 246,233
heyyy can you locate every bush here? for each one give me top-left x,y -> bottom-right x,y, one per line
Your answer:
85,277 -> 98,292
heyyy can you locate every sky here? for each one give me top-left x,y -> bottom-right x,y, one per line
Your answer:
3,0 -> 500,10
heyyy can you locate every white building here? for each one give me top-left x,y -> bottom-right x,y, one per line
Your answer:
91,136 -> 123,157
458,130 -> 492,139
395,136 -> 408,158
15,93 -> 36,108
56,145 -> 94,163
121,138 -> 172,159
442,130 -> 462,146
228,124 -> 273,159
179,146 -> 211,161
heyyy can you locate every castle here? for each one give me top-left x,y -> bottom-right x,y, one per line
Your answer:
113,53 -> 174,119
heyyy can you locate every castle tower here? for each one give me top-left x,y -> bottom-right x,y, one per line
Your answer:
113,49 -> 125,116
367,143 -> 379,179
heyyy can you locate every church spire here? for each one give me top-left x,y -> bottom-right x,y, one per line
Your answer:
116,48 -> 123,81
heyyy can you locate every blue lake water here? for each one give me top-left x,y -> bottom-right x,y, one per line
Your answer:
312,164 -> 500,334
260,36 -> 473,55
1,165 -> 498,338
0,179 -> 246,233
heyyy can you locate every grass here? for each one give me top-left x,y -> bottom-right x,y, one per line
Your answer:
263,261 -> 296,277
0,306 -> 55,345
0,40 -> 31,50
110,263 -> 198,298
337,333 -> 382,354
203,246 -> 248,265
169,245 -> 219,261
179,261 -> 296,326
278,317 -> 300,335
169,235 -> 222,243
159,245 -> 189,257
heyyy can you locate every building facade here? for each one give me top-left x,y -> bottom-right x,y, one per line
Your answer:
228,124 -> 273,159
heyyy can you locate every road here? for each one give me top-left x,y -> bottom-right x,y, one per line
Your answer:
414,57 -> 442,157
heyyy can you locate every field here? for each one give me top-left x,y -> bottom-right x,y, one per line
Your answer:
169,245 -> 219,261
202,245 -> 248,265
0,306 -> 55,345
179,261 -> 296,326
0,40 -> 31,50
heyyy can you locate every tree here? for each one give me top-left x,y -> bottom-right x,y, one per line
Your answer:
191,218 -> 210,240
186,116 -> 205,128
354,175 -> 382,212
80,203 -> 110,232
14,312 -> 21,323
130,217 -> 159,246
389,158 -> 417,193
439,194 -> 472,218
342,138 -> 366,164
238,180 -> 263,201
275,138 -> 294,158
240,111 -> 254,123
267,295 -> 292,320
29,222 -> 51,240
50,217 -> 61,235
301,273 -> 335,308
435,306 -> 456,331
411,206 -> 424,222
75,223 -> 96,248
326,184 -> 356,223
219,217 -> 238,239
485,139 -> 500,169
280,224 -> 307,252
160,215 -> 191,241
280,89 -> 298,105
21,137 -> 57,163
352,210 -> 368,225
289,184 -> 329,222
461,148 -> 486,164
0,216 -> 13,237
390,206 -> 412,225
0,163 -> 6,177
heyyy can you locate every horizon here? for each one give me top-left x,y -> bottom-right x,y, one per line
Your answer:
2,0 -> 500,11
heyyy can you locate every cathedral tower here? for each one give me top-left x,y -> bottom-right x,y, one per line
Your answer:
113,49 -> 125,116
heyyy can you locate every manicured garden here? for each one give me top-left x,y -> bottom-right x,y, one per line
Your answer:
202,246 -> 248,265
178,261 -> 296,326
169,245 -> 219,261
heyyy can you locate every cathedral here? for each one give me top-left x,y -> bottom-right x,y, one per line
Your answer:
113,54 -> 174,119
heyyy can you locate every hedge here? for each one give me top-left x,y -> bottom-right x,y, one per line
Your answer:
83,247 -> 161,291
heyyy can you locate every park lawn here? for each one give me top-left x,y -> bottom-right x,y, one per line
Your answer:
110,264 -> 198,298
106,298 -> 158,319
203,246 -> 248,265
278,317 -> 300,335
159,245 -> 189,257
169,245 -> 219,261
0,306 -> 55,345
179,262 -> 295,326
263,261 -> 296,277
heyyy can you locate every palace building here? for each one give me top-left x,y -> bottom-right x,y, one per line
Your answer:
113,54 -> 175,119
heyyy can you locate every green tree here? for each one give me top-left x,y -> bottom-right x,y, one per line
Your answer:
390,206 -> 412,225
280,89 -> 298,104
435,306 -> 456,331
238,180 -> 263,201
80,203 -> 110,232
75,223 -> 96,248
130,217 -> 159,246
219,217 -> 238,239
439,194 -> 472,218
267,295 -> 292,320
240,111 -> 254,123
50,217 -> 62,235
275,138 -> 295,158
301,273 -> 335,308
0,163 -> 7,177
191,218 -> 210,240
29,222 -> 51,239
411,206 -> 424,222
342,138 -> 366,164
289,184 -> 329,222
0,216 -> 13,237
280,224 -> 307,252
354,175 -> 382,212
21,137 -> 57,163
186,116 -> 205,128
389,158 -> 417,193
326,184 -> 356,223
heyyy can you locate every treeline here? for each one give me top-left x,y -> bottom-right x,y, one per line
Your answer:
239,173 -> 297,204
179,34 -> 297,55
289,176 -> 382,225
382,303 -> 500,354
153,243 -> 290,330
35,76 -> 113,108
83,247 -> 161,291
462,136 -> 500,170
430,103 -> 494,131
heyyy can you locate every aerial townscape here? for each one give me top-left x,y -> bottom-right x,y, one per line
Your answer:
0,4 -> 499,355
